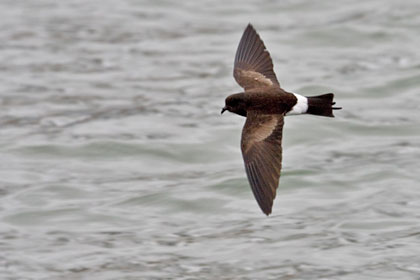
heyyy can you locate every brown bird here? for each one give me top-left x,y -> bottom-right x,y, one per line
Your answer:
221,24 -> 341,216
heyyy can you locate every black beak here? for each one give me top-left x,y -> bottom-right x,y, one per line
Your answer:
221,106 -> 227,114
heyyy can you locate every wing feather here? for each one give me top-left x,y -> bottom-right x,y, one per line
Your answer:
241,112 -> 284,215
234,24 -> 280,90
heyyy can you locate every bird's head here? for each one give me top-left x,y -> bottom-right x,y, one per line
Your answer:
221,93 -> 247,116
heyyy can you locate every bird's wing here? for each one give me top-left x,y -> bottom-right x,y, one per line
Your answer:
234,24 -> 280,90
241,111 -> 284,215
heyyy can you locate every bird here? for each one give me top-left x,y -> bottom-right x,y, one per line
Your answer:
221,24 -> 341,216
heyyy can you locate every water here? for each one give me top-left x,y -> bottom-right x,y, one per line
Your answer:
1,0 -> 420,279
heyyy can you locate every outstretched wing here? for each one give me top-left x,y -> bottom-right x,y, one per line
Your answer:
234,24 -> 280,90
241,111 -> 284,215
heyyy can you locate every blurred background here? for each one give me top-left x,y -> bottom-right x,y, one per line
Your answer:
1,0 -> 420,279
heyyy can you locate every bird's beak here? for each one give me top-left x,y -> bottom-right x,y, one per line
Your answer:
221,106 -> 227,114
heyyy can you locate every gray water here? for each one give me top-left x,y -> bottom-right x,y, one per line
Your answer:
1,0 -> 420,279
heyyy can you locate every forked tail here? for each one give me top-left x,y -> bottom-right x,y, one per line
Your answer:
306,93 -> 341,117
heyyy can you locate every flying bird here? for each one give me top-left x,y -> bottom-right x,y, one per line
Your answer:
221,24 -> 341,216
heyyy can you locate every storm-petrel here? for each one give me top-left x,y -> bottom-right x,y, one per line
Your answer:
221,24 -> 341,216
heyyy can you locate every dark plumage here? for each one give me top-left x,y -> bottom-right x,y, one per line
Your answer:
221,24 -> 341,216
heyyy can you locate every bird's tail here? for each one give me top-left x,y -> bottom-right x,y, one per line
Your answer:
306,93 -> 341,118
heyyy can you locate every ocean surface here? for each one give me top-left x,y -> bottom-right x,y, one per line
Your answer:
1,0 -> 420,279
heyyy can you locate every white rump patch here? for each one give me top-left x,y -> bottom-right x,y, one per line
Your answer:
286,93 -> 308,115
